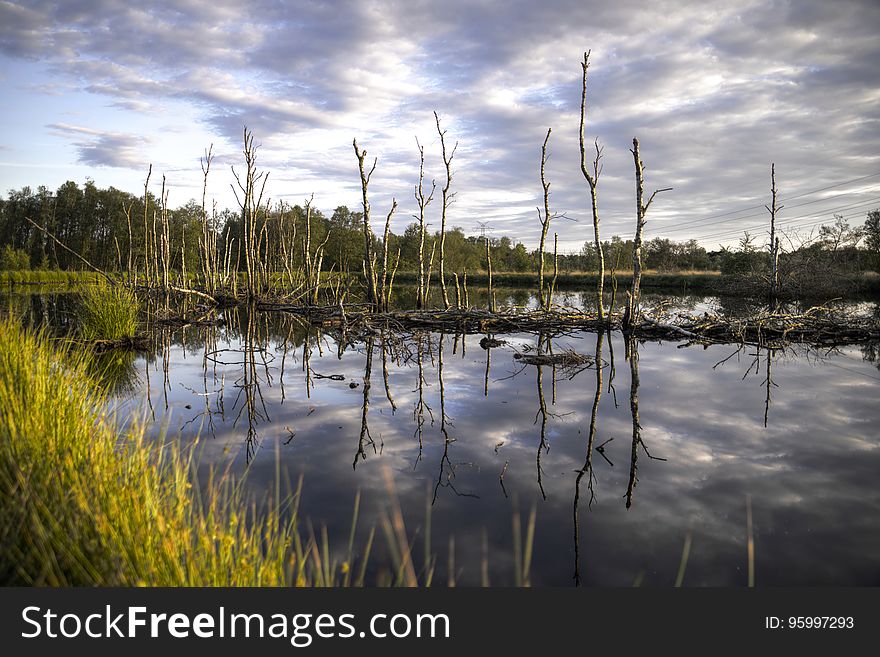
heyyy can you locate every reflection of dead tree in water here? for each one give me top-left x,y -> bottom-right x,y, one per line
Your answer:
534,336 -> 552,501
200,307 -> 272,463
353,336 -> 376,469
573,330 -> 604,585
762,346 -> 777,428
238,307 -> 271,462
180,322 -> 222,440
381,338 -> 397,413
433,334 -> 478,503
302,330 -> 313,399
484,337 -> 491,397
625,336 -> 666,509
412,333 -> 434,466
432,333 -> 460,505
535,364 -> 549,500
713,343 -> 779,427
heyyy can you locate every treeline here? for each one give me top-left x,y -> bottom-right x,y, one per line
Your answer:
0,180 -> 715,275
1,181 -> 878,283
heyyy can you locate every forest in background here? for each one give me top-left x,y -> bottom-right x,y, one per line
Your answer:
0,180 -> 877,286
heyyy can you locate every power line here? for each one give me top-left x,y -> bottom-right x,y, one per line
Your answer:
645,171 -> 880,234
687,203 -> 879,244
655,185 -> 880,236
674,196 -> 880,242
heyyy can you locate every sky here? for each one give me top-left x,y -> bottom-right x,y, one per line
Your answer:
0,0 -> 878,253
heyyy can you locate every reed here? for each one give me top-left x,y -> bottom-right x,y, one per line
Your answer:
78,283 -> 139,341
0,319 -> 359,585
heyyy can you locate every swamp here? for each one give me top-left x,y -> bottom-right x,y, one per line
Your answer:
4,283 -> 880,586
1,50 -> 879,588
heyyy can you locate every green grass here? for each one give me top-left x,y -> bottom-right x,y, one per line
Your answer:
0,319 -> 358,585
0,270 -> 99,286
78,284 -> 139,341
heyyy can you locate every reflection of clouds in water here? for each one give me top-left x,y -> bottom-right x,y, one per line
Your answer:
116,324 -> 880,586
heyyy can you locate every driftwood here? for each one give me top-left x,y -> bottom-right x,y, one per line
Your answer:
76,335 -> 150,353
479,337 -> 505,349
513,350 -> 595,368
258,302 -> 879,348
159,316 -> 226,329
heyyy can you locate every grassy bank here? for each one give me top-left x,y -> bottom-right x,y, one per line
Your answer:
0,320 -> 367,585
0,270 -> 102,286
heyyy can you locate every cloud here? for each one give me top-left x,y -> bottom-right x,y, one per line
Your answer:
46,122 -> 151,168
2,0 -> 879,248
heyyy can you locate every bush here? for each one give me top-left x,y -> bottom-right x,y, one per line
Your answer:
78,284 -> 139,341
0,246 -> 30,271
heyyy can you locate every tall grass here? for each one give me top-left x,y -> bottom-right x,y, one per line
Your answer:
0,319 -> 347,585
78,284 -> 139,340
0,270 -> 98,286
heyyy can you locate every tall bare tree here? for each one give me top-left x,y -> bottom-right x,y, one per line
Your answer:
626,137 -> 672,329
579,50 -> 605,322
414,138 -> 436,309
538,128 -> 553,309
353,138 -> 379,306
231,127 -> 269,299
434,111 -> 458,310
765,163 -> 782,303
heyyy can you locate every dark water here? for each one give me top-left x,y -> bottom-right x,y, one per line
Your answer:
6,290 -> 880,586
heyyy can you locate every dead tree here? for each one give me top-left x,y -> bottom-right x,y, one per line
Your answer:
414,138 -> 436,309
765,163 -> 783,304
142,165 -> 152,287
231,127 -> 269,299
579,51 -> 605,323
537,128 -> 554,310
353,138 -> 379,306
379,198 -> 398,311
199,144 -> 217,294
124,200 -> 134,287
625,137 -> 672,329
434,111 -> 458,310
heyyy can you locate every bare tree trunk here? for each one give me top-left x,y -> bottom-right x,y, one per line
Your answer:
414,138 -> 435,309
353,138 -> 378,306
200,144 -> 215,293
550,233 -> 558,309
124,201 -> 133,287
485,237 -> 495,313
538,128 -> 553,310
434,111 -> 458,310
627,137 -> 672,329
231,127 -> 268,299
304,193 -> 313,292
765,163 -> 782,304
159,175 -> 170,293
579,51 -> 605,323
142,165 -> 152,287
379,199 -> 397,311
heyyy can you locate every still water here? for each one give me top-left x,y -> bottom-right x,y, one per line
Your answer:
9,290 -> 880,585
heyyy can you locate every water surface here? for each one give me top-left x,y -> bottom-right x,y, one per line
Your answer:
7,289 -> 880,586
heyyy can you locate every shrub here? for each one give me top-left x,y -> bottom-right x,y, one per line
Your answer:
78,284 -> 139,341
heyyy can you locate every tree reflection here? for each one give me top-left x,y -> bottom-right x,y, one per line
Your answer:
353,336 -> 376,468
573,330 -> 604,585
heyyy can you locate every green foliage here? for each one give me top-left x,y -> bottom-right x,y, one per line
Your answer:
0,245 -> 29,270
863,209 -> 880,268
78,284 -> 139,341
